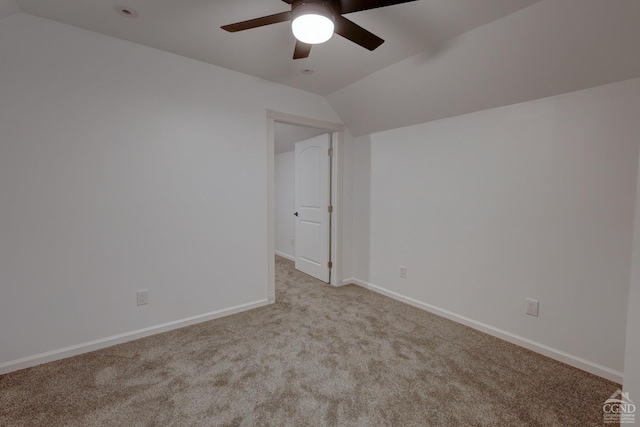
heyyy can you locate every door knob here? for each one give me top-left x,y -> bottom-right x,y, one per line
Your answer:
294,212 -> 299,217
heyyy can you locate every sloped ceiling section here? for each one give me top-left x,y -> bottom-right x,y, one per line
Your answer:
327,0 -> 640,137
0,0 -> 19,20
14,0 -> 539,96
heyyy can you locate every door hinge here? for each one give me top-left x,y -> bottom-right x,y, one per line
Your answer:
328,261 -> 333,269
328,148 -> 334,157
328,205 -> 333,213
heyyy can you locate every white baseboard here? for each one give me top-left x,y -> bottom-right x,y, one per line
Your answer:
347,278 -> 623,384
0,299 -> 268,375
275,250 -> 295,262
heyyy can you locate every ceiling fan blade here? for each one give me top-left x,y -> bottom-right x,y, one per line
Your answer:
281,0 -> 293,3
334,15 -> 384,51
339,0 -> 418,14
221,11 -> 292,32
293,40 -> 312,59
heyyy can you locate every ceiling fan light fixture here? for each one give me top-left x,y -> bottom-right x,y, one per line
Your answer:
291,2 -> 335,45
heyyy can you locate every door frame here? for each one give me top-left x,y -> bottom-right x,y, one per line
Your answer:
266,110 -> 345,303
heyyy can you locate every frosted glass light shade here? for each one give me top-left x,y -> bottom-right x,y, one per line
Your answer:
291,3 -> 334,45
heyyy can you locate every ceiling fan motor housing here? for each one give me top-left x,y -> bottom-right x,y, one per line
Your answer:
221,0 -> 417,58
291,1 -> 336,22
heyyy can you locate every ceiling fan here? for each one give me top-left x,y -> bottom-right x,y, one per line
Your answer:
221,0 -> 418,59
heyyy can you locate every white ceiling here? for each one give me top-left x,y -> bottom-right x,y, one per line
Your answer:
328,0 -> 640,136
7,0 -> 640,137
0,0 -> 19,20
13,0 -> 539,96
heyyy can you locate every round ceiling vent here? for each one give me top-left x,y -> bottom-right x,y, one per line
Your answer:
116,7 -> 138,18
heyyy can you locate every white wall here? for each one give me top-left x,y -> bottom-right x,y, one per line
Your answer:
341,129 -> 354,281
275,151 -> 295,259
351,77 -> 640,382
349,133 -> 370,283
624,154 -> 640,398
0,0 -> 19,20
0,14 -> 341,371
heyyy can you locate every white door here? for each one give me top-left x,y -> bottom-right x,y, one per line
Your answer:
295,134 -> 331,283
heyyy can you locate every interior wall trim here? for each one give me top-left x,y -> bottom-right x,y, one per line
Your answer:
0,299 -> 268,375
267,109 -> 345,296
343,277 -> 623,384
275,250 -> 295,262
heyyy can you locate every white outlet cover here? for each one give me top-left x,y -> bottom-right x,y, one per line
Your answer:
137,290 -> 149,306
526,298 -> 539,317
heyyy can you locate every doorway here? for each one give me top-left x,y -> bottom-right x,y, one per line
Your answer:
266,110 -> 345,303
276,127 -> 331,282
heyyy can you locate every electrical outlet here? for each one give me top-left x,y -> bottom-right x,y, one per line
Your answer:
400,266 -> 407,279
526,298 -> 539,317
137,290 -> 149,306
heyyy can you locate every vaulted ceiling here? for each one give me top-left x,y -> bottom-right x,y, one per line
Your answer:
4,0 -> 640,136
11,0 -> 540,95
328,0 -> 640,136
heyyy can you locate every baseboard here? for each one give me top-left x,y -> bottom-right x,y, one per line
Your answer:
0,299 -> 269,375
275,251 -> 295,262
347,278 -> 623,384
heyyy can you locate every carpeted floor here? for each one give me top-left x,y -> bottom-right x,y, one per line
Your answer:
0,256 -> 618,426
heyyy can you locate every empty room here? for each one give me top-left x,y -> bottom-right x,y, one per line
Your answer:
1,0 -> 639,425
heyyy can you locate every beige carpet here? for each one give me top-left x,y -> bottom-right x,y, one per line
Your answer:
0,256 -> 618,426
